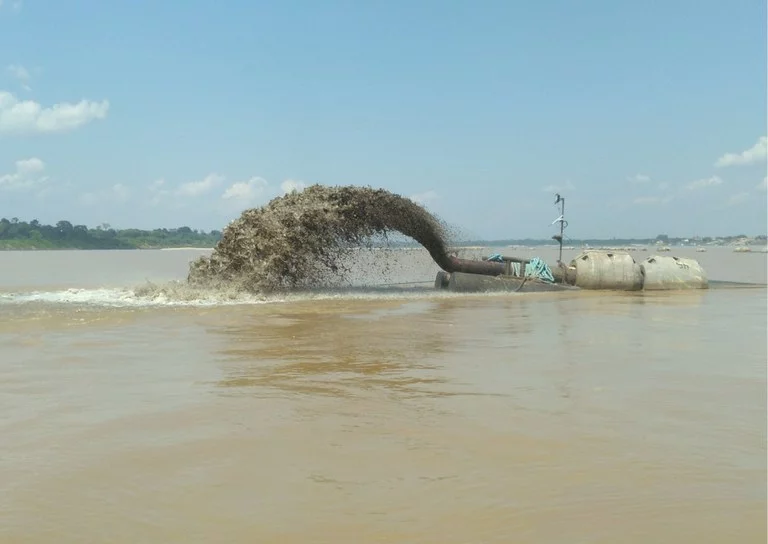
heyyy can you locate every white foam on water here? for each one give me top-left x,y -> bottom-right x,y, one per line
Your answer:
0,286 -> 270,308
0,280 -> 524,309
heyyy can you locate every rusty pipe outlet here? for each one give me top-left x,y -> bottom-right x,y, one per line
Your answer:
444,256 -> 506,276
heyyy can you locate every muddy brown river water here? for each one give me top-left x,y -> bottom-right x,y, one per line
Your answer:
0,246 -> 766,543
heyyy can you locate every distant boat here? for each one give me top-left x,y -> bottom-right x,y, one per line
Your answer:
733,247 -> 752,253
696,247 -> 707,252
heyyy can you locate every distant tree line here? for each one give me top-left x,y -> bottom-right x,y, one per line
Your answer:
457,234 -> 766,246
1,216 -> 764,250
0,217 -> 223,249
385,233 -> 767,248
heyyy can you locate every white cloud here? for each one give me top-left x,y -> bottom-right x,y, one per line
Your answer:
147,174 -> 261,209
222,177 -> 268,203
149,178 -> 165,191
16,157 -> 44,175
726,192 -> 750,207
635,174 -> 729,204
280,179 -> 307,194
757,177 -> 767,191
147,178 -> 168,207
113,183 -> 130,200
175,173 -> 223,197
6,64 -> 31,90
628,174 -> 672,192
80,183 -> 131,206
0,90 -> 109,134
627,173 -> 651,184
542,180 -> 575,193
0,157 -> 48,190
410,190 -> 438,205
633,195 -> 674,206
684,175 -> 723,191
715,136 -> 767,167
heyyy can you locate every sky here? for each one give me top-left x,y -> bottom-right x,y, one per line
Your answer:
0,0 -> 766,239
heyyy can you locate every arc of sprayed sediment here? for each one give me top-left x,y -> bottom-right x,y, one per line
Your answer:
188,185 -> 500,290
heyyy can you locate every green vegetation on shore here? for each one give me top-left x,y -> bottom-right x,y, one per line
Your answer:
452,234 -> 768,248
387,234 -> 767,248
1,217 -> 765,250
0,218 -> 222,250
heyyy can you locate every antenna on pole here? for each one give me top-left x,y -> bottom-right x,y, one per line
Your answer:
551,193 -> 567,264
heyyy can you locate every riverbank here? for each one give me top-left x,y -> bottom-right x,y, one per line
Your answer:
0,241 -> 216,251
2,240 -> 766,252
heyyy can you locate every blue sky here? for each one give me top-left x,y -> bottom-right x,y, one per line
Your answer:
0,0 -> 765,239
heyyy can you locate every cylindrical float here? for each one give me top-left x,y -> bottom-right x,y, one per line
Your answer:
569,250 -> 644,291
445,272 -> 577,293
640,255 -> 708,290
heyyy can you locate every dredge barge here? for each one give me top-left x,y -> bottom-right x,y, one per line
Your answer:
432,194 -> 748,293
434,250 -> 710,293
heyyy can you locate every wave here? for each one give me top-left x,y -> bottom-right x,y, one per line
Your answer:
0,280 -> 486,309
0,282 -> 265,308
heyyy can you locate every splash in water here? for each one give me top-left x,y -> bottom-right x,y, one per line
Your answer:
187,185 -> 455,292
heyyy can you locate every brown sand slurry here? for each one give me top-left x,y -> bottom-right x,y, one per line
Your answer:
187,185 -> 454,292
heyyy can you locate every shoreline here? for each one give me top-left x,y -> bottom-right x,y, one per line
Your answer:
0,246 -> 216,252
158,247 -> 214,251
2,244 -> 766,252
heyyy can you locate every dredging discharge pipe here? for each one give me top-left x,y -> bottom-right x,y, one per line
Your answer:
431,252 -> 570,293
445,255 -> 505,276
420,248 -> 506,276
441,254 -> 569,281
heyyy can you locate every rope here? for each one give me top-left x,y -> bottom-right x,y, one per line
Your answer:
524,257 -> 555,283
515,274 -> 528,292
484,254 -> 556,283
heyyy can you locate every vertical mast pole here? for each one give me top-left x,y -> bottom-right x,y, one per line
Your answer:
552,193 -> 566,264
558,196 -> 565,263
